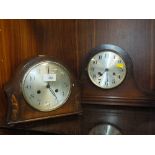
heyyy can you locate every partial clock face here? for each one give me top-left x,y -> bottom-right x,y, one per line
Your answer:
89,124 -> 122,135
88,51 -> 127,89
22,61 -> 71,112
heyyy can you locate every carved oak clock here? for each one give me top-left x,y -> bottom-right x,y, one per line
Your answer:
5,55 -> 81,125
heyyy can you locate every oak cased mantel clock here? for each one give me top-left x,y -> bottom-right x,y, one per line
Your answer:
5,55 -> 81,125
81,44 -> 155,107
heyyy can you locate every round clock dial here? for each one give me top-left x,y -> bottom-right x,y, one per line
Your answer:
22,61 -> 71,112
89,124 -> 121,135
88,51 -> 127,89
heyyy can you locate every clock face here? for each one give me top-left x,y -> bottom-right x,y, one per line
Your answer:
22,61 -> 71,112
89,124 -> 121,135
88,51 -> 127,89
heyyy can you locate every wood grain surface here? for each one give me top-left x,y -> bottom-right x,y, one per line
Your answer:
0,19 -> 155,134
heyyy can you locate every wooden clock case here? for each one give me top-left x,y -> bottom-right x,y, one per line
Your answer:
5,55 -> 82,126
81,44 -> 155,107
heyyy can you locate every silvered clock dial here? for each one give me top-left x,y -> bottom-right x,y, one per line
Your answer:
22,61 -> 71,112
88,49 -> 127,89
89,124 -> 122,135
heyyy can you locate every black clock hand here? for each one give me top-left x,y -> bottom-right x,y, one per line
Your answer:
46,83 -> 58,100
98,68 -> 109,77
49,88 -> 57,99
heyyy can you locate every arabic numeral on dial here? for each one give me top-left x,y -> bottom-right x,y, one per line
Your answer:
30,94 -> 35,98
93,74 -> 96,79
93,60 -> 97,64
99,55 -> 102,59
26,85 -> 31,89
105,53 -> 109,58
105,81 -> 108,86
112,79 -> 115,84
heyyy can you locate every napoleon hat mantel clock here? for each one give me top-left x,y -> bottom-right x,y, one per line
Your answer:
80,44 -> 151,107
5,55 -> 81,125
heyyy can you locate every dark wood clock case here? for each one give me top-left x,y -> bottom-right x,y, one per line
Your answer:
81,44 -> 155,107
5,55 -> 82,126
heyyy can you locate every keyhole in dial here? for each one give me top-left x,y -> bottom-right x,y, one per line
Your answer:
37,90 -> 41,94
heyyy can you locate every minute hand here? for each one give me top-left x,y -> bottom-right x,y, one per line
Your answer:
47,83 -> 58,100
49,87 -> 57,100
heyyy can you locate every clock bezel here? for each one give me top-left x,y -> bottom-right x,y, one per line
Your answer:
87,50 -> 127,89
85,44 -> 133,89
21,60 -> 72,112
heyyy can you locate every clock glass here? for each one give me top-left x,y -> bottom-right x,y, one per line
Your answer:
88,51 -> 127,89
22,61 -> 71,112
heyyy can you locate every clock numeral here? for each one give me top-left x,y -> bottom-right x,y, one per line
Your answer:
93,60 -> 97,64
118,75 -> 121,79
30,76 -> 35,81
30,94 -> 34,98
98,79 -> 101,84
99,55 -> 102,59
62,92 -> 65,96
113,55 -> 116,59
105,53 -> 109,58
26,85 -> 31,89
93,74 -> 96,79
105,81 -> 108,86
112,79 -> 115,84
